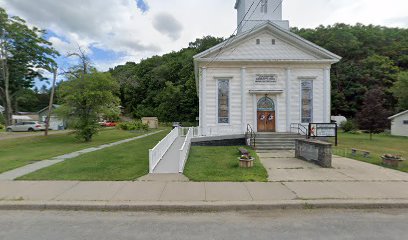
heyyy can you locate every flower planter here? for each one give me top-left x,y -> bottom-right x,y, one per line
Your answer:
381,155 -> 404,168
239,157 -> 254,168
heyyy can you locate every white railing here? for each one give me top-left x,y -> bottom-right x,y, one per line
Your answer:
149,127 -> 179,173
179,127 -> 193,173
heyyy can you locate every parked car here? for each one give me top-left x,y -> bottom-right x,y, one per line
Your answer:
99,121 -> 117,127
103,122 -> 117,127
172,122 -> 182,129
6,121 -> 46,132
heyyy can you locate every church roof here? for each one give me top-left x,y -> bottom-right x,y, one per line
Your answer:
194,21 -> 341,62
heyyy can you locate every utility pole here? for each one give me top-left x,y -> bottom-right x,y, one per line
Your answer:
45,67 -> 57,136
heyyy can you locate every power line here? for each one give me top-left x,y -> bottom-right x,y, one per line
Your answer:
206,0 -> 284,66
205,0 -> 263,68
228,0 -> 283,55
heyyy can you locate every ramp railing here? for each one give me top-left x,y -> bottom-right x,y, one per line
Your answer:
179,127 -> 193,173
149,127 -> 179,173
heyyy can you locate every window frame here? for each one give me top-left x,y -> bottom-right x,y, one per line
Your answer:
217,79 -> 231,125
300,79 -> 314,124
261,0 -> 268,13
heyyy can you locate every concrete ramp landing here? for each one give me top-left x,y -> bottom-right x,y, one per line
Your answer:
153,136 -> 185,174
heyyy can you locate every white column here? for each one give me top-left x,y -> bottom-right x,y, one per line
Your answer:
285,68 -> 292,132
201,67 -> 207,135
252,94 -> 257,132
323,67 -> 330,123
241,67 -> 247,133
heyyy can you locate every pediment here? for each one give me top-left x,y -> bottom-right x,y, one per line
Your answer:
194,22 -> 341,63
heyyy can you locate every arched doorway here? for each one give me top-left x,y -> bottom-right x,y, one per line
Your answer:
257,96 -> 276,132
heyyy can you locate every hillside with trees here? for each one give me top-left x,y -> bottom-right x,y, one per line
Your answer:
293,24 -> 408,117
110,24 -> 407,123
109,36 -> 223,122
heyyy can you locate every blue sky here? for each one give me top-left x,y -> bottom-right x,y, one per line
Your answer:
136,0 -> 149,13
1,0 -> 407,88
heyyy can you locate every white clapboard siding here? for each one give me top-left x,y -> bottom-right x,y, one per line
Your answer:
208,32 -> 319,61
200,63 -> 329,135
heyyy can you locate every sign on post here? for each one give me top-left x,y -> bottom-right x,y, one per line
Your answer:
308,123 -> 338,146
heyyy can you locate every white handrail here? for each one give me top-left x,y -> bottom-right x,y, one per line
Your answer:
149,127 -> 179,173
179,127 -> 193,173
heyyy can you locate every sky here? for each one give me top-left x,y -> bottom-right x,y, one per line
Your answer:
0,0 -> 407,87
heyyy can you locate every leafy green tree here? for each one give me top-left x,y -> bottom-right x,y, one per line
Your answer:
57,72 -> 120,142
293,24 -> 407,118
392,71 -> 408,111
0,7 -> 58,124
356,88 -> 391,140
110,36 -> 223,122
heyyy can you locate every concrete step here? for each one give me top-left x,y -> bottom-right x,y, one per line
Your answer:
256,145 -> 295,149
256,142 -> 295,146
253,133 -> 302,150
256,135 -> 303,139
256,138 -> 300,142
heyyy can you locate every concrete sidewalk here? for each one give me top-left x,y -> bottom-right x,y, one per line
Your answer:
0,180 -> 407,211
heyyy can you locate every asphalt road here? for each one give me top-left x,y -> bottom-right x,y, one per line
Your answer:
0,209 -> 407,240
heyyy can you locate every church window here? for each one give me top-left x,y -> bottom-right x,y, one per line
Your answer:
256,39 -> 260,45
301,80 -> 313,123
261,0 -> 268,13
272,39 -> 276,45
218,79 -> 230,124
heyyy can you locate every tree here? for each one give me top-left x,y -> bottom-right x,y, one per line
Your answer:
0,8 -> 58,125
392,71 -> 408,111
110,36 -> 223,122
293,24 -> 407,118
356,88 -> 391,140
57,71 -> 120,142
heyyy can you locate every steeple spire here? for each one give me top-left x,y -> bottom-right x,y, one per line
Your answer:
235,0 -> 289,33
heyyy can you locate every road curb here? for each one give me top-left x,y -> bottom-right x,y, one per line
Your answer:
1,200 -> 408,212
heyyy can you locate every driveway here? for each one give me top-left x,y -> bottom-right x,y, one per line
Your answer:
257,150 -> 408,182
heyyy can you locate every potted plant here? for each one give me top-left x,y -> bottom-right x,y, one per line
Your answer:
381,154 -> 405,168
239,154 -> 254,168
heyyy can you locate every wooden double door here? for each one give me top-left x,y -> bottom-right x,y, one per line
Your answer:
257,111 -> 276,132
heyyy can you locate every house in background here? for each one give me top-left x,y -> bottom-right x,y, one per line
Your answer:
389,110 -> 408,137
194,0 -> 341,137
38,105 -> 66,130
13,112 -> 39,124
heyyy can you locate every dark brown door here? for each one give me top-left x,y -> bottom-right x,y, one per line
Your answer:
257,111 -> 276,132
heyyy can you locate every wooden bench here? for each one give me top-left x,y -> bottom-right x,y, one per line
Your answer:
238,148 -> 249,156
351,148 -> 370,158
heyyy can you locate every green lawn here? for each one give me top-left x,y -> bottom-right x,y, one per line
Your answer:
18,130 -> 169,181
184,146 -> 268,182
332,132 -> 408,172
0,129 -> 152,174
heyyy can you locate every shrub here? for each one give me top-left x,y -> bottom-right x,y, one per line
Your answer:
0,113 -> 5,125
117,121 -> 149,131
0,124 -> 4,130
340,120 -> 357,133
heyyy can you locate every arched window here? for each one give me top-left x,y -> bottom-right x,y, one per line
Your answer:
261,0 -> 268,13
257,97 -> 275,111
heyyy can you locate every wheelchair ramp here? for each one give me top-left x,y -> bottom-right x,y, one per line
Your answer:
153,136 -> 185,174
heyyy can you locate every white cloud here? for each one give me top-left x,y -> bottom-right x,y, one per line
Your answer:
1,0 -> 407,72
153,12 -> 183,40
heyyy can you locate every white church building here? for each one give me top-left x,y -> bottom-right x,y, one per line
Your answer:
194,0 -> 341,136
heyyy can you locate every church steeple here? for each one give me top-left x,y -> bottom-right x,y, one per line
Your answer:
235,0 -> 289,33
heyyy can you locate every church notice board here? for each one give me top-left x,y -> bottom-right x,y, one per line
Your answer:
308,123 -> 338,146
